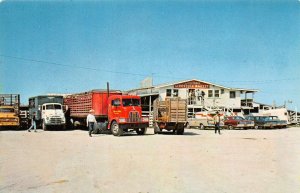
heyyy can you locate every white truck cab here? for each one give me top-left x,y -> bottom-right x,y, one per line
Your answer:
40,103 -> 66,130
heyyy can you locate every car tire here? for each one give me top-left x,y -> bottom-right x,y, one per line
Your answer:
228,125 -> 233,130
186,123 -> 190,129
254,125 -> 259,130
199,123 -> 205,130
154,123 -> 160,134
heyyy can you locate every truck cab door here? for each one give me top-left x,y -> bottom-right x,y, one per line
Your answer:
41,105 -> 45,119
110,98 -> 121,120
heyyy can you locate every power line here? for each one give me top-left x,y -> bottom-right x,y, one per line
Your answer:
0,54 -> 150,77
1,54 -> 299,84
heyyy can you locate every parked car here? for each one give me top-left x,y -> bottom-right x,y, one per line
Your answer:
224,116 -> 254,129
268,116 -> 287,128
245,116 -> 277,129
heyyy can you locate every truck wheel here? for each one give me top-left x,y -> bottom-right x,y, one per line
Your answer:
136,128 -> 147,135
42,121 -> 47,131
176,127 -> 184,135
176,124 -> 185,135
199,123 -> 205,130
111,121 -> 123,136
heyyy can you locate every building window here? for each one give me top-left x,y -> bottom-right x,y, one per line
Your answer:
208,90 -> 213,98
230,91 -> 236,98
173,89 -> 178,97
166,89 -> 172,97
214,90 -> 220,98
221,89 -> 224,94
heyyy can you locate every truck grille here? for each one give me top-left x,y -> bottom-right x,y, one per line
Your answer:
128,111 -> 140,122
49,116 -> 62,124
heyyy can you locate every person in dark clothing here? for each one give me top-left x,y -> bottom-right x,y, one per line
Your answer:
214,111 -> 221,135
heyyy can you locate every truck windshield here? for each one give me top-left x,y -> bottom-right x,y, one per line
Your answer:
46,104 -> 62,110
0,108 -> 14,113
122,99 -> 140,107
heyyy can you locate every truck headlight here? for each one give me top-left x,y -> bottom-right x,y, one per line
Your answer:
142,117 -> 149,122
119,118 -> 126,123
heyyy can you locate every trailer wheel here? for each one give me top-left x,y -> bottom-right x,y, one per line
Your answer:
176,124 -> 184,135
42,121 -> 47,131
111,121 -> 123,136
136,128 -> 147,135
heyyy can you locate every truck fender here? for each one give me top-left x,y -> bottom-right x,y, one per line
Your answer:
108,119 -> 117,129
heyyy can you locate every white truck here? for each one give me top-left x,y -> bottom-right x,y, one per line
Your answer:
187,111 -> 225,129
28,95 -> 66,130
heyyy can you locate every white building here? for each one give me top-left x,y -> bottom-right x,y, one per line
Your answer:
127,79 -> 258,119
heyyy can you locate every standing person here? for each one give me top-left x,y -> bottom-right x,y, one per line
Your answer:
87,109 -> 97,137
28,114 -> 36,132
214,111 -> 221,135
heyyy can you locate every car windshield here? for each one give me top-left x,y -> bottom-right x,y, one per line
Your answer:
261,117 -> 271,121
46,104 -> 62,110
122,99 -> 140,107
0,108 -> 14,113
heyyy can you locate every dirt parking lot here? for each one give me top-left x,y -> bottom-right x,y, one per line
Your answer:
0,127 -> 300,193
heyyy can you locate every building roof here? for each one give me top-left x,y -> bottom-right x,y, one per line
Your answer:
128,79 -> 258,93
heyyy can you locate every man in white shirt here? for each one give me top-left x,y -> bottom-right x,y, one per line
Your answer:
87,109 -> 97,137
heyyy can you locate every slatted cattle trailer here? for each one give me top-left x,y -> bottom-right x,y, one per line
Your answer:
153,97 -> 187,135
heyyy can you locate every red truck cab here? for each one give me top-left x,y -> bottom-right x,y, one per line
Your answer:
108,95 -> 148,136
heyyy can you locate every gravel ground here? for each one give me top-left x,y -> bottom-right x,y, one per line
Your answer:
0,127 -> 300,193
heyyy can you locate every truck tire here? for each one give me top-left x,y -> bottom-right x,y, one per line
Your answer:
111,121 -> 123,136
199,123 -> 205,130
176,127 -> 184,135
136,128 -> 147,135
176,124 -> 184,135
42,121 -> 47,131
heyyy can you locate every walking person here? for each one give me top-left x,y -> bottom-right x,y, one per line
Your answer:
214,111 -> 221,135
28,114 -> 37,132
87,109 -> 97,137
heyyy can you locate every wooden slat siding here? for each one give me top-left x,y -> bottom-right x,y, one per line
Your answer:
153,97 -> 187,123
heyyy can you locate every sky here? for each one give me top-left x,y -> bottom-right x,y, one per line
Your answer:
0,0 -> 299,110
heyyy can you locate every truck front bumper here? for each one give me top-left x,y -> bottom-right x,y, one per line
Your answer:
119,122 -> 149,129
0,122 -> 19,126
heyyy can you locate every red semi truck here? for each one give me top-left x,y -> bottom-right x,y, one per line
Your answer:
64,90 -> 149,136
